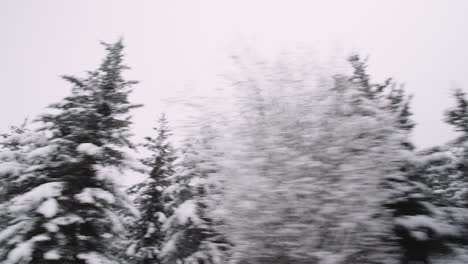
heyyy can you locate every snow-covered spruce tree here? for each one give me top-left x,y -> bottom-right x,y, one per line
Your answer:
0,40 -> 141,264
446,89 -> 468,141
415,89 -> 468,205
418,88 -> 468,206
406,88 -> 468,263
127,114 -> 176,264
348,54 -> 392,101
0,121 -> 42,243
416,145 -> 460,205
0,120 -> 64,258
443,89 -> 468,205
441,88 -> 468,232
414,145 -> 468,264
0,121 -> 29,206
159,128 -> 231,264
348,55 -> 454,263
348,54 -> 414,132
424,88 -> 468,207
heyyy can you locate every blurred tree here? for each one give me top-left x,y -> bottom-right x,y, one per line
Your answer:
211,56 -> 412,264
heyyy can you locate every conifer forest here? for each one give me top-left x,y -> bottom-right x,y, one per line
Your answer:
2,1 -> 468,264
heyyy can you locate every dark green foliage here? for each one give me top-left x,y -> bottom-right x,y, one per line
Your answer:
446,89 -> 468,134
0,40 -> 140,264
160,139 -> 231,264
128,114 -> 176,264
348,54 -> 392,100
348,54 -> 450,264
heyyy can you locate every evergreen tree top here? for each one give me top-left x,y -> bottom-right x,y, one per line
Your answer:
348,54 -> 415,135
142,113 -> 174,161
40,40 -> 142,162
348,54 -> 393,101
445,88 -> 468,135
0,40 -> 142,264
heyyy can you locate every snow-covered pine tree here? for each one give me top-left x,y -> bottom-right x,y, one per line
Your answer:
446,89 -> 468,138
386,85 -> 415,136
425,88 -> 468,207
417,90 -> 468,203
0,121 -> 41,246
127,114 -> 177,264
348,55 -> 453,263
442,89 -> 468,205
416,145 -> 460,204
440,88 -> 468,232
426,89 -> 468,208
0,40 -> 141,264
406,88 -> 468,263
159,129 -> 231,264
348,54 -> 392,101
0,121 -> 29,206
0,119 -> 65,262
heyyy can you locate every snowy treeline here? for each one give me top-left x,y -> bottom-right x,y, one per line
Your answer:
1,41 -> 468,264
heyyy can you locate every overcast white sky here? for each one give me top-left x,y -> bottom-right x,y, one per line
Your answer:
1,0 -> 468,148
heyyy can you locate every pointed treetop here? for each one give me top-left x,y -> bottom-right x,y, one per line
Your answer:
348,54 -> 371,90
387,85 -> 415,132
156,113 -> 169,131
445,88 -> 468,133
348,54 -> 392,100
99,38 -> 126,72
144,113 -> 171,143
